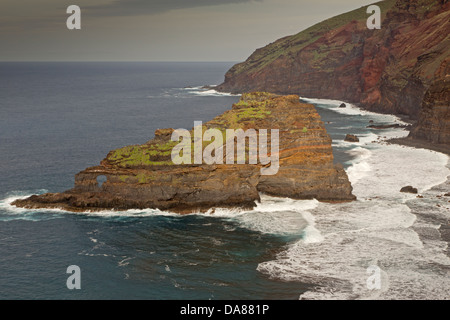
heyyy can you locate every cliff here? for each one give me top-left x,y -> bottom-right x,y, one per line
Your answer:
13,93 -> 355,214
216,0 -> 450,145
410,57 -> 450,144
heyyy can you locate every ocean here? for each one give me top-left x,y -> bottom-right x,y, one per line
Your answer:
0,62 -> 448,300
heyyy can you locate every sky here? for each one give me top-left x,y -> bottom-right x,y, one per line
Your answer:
0,0 -> 379,61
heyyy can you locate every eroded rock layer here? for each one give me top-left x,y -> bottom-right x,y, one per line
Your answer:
410,58 -> 450,144
13,93 -> 355,213
216,0 -> 450,145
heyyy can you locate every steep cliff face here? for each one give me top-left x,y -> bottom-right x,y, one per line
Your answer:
216,0 -> 450,144
410,58 -> 450,144
13,93 -> 355,214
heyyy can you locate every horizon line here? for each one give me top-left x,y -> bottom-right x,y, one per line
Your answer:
0,60 -> 241,63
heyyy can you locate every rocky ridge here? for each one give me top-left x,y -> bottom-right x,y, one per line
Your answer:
13,93 -> 355,214
216,0 -> 450,146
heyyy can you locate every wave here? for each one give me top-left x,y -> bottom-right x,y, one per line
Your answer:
257,100 -> 450,300
184,86 -> 241,97
300,97 -> 408,125
165,195 -> 317,237
345,147 -> 373,185
0,191 -> 181,221
0,190 -> 60,221
216,196 -> 318,237
1,191 -> 314,237
146,86 -> 240,99
3,96 -> 449,299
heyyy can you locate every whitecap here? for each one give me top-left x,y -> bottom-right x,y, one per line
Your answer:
196,195 -> 318,236
300,97 -> 408,125
257,99 -> 450,300
184,86 -> 241,97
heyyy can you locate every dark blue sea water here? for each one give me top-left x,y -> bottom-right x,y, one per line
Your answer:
0,62 -> 309,299
0,62 -> 421,300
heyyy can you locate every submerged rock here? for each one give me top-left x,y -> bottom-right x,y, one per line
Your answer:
13,93 -> 355,214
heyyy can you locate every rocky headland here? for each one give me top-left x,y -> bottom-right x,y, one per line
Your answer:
13,93 -> 355,214
215,0 -> 449,150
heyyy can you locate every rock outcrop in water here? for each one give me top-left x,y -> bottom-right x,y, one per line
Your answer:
344,134 -> 360,143
216,0 -> 450,147
13,93 -> 355,214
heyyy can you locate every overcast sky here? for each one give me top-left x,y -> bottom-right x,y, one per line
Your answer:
0,0 -> 378,61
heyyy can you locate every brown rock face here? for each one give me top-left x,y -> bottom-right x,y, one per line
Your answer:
344,134 -> 360,142
12,93 -> 355,214
216,0 -> 450,145
410,58 -> 450,144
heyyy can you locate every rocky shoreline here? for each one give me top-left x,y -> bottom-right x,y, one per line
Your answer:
409,160 -> 450,259
388,137 -> 450,156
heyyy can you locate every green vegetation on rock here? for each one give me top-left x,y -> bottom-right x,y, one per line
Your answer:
228,0 -> 396,76
108,144 -> 174,167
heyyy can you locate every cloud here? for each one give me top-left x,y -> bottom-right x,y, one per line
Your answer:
85,0 -> 262,17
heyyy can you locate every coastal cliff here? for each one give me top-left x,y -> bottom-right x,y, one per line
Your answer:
410,57 -> 450,144
216,0 -> 450,146
13,93 -> 355,214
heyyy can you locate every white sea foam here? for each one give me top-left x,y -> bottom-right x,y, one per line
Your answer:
0,191 -> 62,219
257,101 -> 450,300
147,86 -> 240,99
0,191 -> 181,219
345,147 -> 373,184
196,195 -> 318,236
185,86 -> 241,97
300,97 -> 408,125
1,191 -> 314,237
238,197 -> 317,236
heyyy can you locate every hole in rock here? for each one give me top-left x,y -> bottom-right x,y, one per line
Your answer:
96,175 -> 107,188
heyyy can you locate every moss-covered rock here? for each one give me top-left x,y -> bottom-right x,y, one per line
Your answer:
13,92 -> 355,214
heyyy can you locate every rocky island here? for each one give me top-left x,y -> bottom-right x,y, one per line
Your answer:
13,93 -> 355,214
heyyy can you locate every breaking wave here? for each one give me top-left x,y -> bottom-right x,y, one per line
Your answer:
1,192 -> 313,238
257,99 -> 450,300
183,86 -> 241,97
3,96 -> 449,299
300,97 -> 408,125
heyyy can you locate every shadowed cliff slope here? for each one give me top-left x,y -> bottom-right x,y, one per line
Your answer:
217,0 -> 450,145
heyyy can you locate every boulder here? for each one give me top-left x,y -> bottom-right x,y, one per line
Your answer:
400,186 -> 418,194
344,134 -> 359,142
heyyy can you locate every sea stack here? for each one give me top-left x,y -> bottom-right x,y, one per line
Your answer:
13,93 -> 355,214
